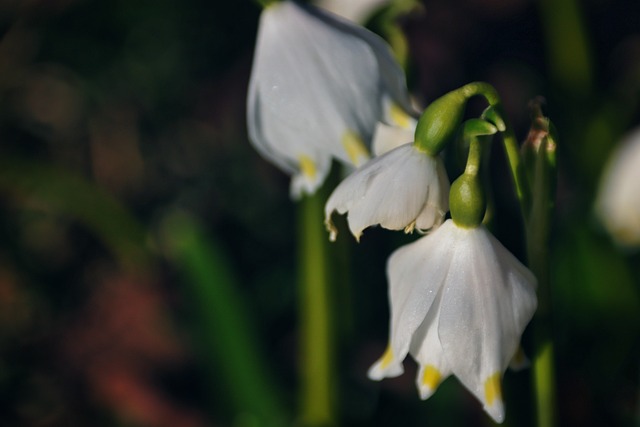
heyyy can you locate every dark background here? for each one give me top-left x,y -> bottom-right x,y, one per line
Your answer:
0,0 -> 638,426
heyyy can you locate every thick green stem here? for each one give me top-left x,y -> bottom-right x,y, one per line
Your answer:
297,192 -> 334,426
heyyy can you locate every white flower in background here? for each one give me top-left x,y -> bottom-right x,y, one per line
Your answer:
324,142 -> 449,241
595,127 -> 640,246
368,219 -> 537,423
247,0 -> 416,198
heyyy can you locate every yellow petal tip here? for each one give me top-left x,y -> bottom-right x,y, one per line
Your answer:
421,365 -> 441,391
342,131 -> 370,166
380,346 -> 394,369
299,155 -> 316,180
484,372 -> 503,407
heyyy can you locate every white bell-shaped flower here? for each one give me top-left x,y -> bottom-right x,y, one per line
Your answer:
368,219 -> 537,423
247,0 -> 416,198
325,143 -> 449,241
595,127 -> 640,246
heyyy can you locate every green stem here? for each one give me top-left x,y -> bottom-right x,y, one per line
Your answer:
462,84 -> 531,211
488,94 -> 556,427
464,136 -> 483,177
461,81 -> 501,106
526,135 -> 557,427
527,230 -> 557,427
501,119 -> 532,217
297,192 -> 334,426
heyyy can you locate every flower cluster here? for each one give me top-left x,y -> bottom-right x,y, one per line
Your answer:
247,1 -> 540,423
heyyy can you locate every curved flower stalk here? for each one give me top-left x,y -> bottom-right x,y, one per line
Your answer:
247,0 -> 416,198
324,142 -> 448,241
368,219 -> 538,423
595,127 -> 640,246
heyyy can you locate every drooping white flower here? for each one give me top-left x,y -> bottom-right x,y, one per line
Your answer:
247,0 -> 416,198
368,219 -> 537,423
595,127 -> 640,246
325,143 -> 449,241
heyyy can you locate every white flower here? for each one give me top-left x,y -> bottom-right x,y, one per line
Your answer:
247,0 -> 416,198
368,219 -> 537,423
325,143 -> 449,241
595,127 -> 640,246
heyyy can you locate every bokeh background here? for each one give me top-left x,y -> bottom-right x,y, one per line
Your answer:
0,0 -> 638,426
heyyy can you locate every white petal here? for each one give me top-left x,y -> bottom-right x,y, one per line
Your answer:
289,155 -> 332,199
436,223 -> 537,422
372,122 -> 416,156
325,144 -> 448,240
595,127 -> 640,246
247,1 -> 416,197
408,294 -> 452,399
313,8 -> 415,117
414,158 -> 450,230
372,220 -> 457,378
367,345 -> 405,380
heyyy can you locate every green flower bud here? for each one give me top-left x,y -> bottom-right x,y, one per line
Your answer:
450,173 -> 486,228
414,89 -> 467,155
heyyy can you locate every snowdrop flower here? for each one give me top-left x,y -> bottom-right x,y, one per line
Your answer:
324,142 -> 448,241
595,127 -> 640,246
324,83 -> 505,241
247,0 -> 416,198
368,171 -> 537,423
367,219 -> 537,423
